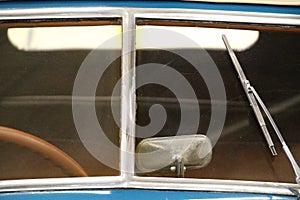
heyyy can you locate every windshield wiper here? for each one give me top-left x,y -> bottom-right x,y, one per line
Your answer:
222,35 -> 300,184
222,35 -> 276,156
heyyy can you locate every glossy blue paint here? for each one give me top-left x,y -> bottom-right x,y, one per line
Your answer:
0,190 -> 296,200
0,2 -> 298,200
0,1 -> 299,15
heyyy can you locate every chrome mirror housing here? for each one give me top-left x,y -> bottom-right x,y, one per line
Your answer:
136,134 -> 212,177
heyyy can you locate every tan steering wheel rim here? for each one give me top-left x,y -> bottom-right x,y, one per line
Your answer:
0,126 -> 88,177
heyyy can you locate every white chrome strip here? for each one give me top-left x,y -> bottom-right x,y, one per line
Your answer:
120,11 -> 136,180
0,7 -> 299,25
0,7 -> 123,20
0,176 -> 299,196
130,176 -> 300,196
133,9 -> 300,26
0,176 -> 124,193
184,0 -> 300,6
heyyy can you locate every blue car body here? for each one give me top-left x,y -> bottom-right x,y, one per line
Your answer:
0,1 -> 299,199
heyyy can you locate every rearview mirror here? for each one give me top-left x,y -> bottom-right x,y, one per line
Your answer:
136,134 -> 212,177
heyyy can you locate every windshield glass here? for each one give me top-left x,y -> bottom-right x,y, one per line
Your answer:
0,19 -> 299,184
0,21 -> 122,179
135,24 -> 300,183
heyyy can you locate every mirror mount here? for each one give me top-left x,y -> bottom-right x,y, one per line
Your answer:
170,156 -> 186,178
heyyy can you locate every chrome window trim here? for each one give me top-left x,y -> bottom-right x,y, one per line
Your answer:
1,7 -> 299,25
120,11 -> 136,180
0,7 -> 123,20
0,176 -> 125,193
0,6 -> 299,196
1,177 -> 300,195
130,177 -> 300,195
134,9 -> 300,26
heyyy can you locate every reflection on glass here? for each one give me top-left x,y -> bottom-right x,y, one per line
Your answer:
136,26 -> 259,51
8,26 -> 121,51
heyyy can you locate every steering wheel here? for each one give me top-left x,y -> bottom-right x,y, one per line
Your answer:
0,126 -> 87,177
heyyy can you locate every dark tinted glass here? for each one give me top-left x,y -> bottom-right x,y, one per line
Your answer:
0,24 -> 121,179
135,26 -> 300,183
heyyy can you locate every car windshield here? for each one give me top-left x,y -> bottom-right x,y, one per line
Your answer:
0,19 -> 299,184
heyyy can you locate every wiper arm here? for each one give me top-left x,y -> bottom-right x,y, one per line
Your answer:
251,87 -> 300,184
222,35 -> 300,184
222,35 -> 277,156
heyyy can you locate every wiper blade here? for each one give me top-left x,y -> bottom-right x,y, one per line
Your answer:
222,35 -> 300,184
222,35 -> 277,156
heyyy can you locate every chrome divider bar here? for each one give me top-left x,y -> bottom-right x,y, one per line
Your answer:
120,11 -> 136,181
